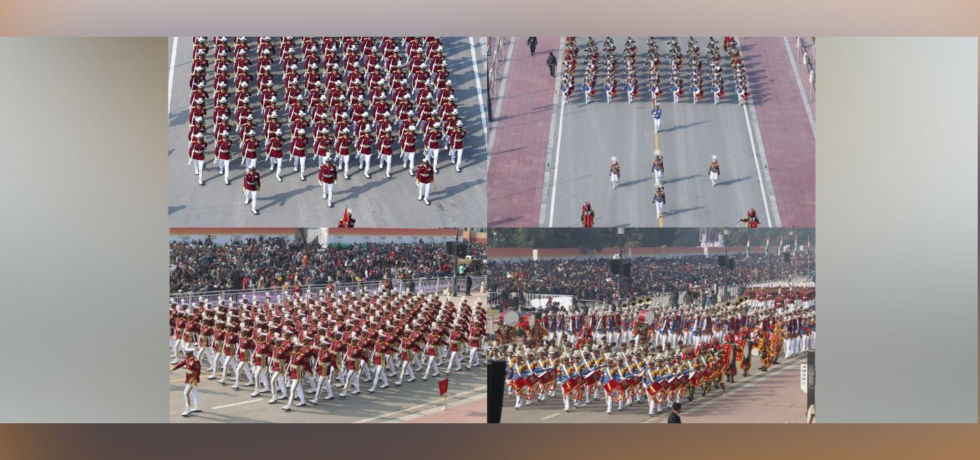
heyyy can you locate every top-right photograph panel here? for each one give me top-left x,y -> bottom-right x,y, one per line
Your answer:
486,37 -> 815,228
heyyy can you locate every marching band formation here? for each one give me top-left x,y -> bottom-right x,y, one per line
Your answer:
184,36 -> 470,211
556,37 -> 752,224
169,290 -> 488,417
493,286 -> 814,416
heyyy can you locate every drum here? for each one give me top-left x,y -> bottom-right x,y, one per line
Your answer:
751,348 -> 760,357
638,309 -> 655,326
519,312 -> 536,328
500,310 -> 519,327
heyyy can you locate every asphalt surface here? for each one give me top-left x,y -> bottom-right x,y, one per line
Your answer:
168,37 -> 488,228
543,37 -> 780,228
500,348 -> 807,423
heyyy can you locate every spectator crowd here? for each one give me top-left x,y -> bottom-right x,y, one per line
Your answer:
170,236 -> 486,293
488,252 -> 815,301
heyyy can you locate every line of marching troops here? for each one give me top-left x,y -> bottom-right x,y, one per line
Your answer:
169,290 -> 488,417
185,37 -> 468,213
492,286 -> 814,416
557,37 -> 749,107
560,37 -> 752,225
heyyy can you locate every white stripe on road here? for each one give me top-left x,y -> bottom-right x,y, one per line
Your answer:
212,398 -> 263,410
781,37 -> 816,136
541,412 -> 561,420
742,105 -> 774,227
168,37 -> 178,115
486,37 -> 516,157
353,386 -> 487,424
547,86 -> 567,228
469,37 -> 489,154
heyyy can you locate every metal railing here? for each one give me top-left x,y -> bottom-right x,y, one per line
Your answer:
171,275 -> 486,305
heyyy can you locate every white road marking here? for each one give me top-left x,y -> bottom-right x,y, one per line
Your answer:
541,412 -> 561,420
353,386 -> 487,424
168,37 -> 178,115
469,37 -> 489,154
539,36 -> 565,226
547,88 -> 567,227
487,37 -> 516,157
781,37 -> 816,136
212,399 -> 262,410
742,105 -> 773,227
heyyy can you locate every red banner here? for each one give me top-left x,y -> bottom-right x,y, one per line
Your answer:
438,378 -> 449,396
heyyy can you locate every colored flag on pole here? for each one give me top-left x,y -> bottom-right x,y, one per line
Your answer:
438,378 -> 449,396
745,236 -> 750,257
807,236 -> 811,251
777,236 -> 784,255
793,235 -> 799,254
765,236 -> 770,256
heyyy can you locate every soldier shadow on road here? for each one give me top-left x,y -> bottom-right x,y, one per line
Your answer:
659,120 -> 709,133
488,216 -> 523,227
168,205 -> 186,216
170,109 -> 189,127
168,148 -> 175,157
717,176 -> 752,187
664,206 -> 704,217
256,185 -> 318,212
618,177 -> 652,188
432,177 -> 486,199
663,174 -> 699,185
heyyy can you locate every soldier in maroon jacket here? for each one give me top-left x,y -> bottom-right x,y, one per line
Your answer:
188,133 -> 207,186
215,131 -> 233,185
267,129 -> 284,182
450,121 -> 467,172
171,348 -> 202,417
243,166 -> 261,215
290,129 -> 309,181
415,158 -> 434,205
317,156 -> 338,207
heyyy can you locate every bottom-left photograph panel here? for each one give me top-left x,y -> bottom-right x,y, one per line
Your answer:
168,227 -> 489,423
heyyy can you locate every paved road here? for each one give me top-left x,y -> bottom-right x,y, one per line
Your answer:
168,37 -> 488,228
535,37 -> 786,228
500,350 -> 807,423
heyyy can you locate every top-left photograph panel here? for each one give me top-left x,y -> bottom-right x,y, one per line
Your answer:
169,37 -> 488,228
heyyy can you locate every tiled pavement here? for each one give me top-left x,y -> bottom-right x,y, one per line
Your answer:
741,37 -> 816,227
487,37 -> 560,227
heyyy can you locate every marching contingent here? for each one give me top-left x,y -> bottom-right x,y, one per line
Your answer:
184,36 -> 469,213
169,289 -> 488,417
556,37 -> 753,225
492,285 -> 814,416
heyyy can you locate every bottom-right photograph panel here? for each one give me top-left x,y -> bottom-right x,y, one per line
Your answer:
486,227 -> 815,423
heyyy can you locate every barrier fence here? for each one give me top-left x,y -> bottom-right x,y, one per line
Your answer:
171,275 -> 486,305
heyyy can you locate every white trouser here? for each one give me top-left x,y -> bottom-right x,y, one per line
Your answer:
417,182 -> 431,200
194,160 -> 205,182
252,365 -> 269,395
655,199 -> 664,217
611,173 -> 619,187
244,190 -> 257,212
654,168 -> 664,184
429,149 -> 440,169
219,159 -> 231,182
397,359 -> 416,383
233,359 -> 254,387
369,364 -> 389,391
673,92 -> 679,103
322,182 -> 334,203
219,355 -> 236,383
709,171 -> 719,184
654,118 -> 661,131
342,369 -> 360,395
445,351 -> 461,373
284,378 -> 305,408
467,346 -> 479,368
271,157 -> 282,178
341,155 -> 350,177
381,154 -> 392,174
361,153 -> 372,173
451,148 -> 463,170
183,384 -> 200,410
293,156 -> 306,176
714,92 -> 721,104
314,372 -> 334,400
423,355 -> 439,378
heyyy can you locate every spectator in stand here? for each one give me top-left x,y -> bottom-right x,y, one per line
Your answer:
170,237 -> 486,293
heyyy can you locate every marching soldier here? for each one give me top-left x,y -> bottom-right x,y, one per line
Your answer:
215,131 -> 233,185
609,157 -> 621,189
171,348 -> 202,417
317,155 -> 338,207
267,129 -> 285,182
581,202 -> 595,228
415,158 -> 434,205
740,208 -> 761,228
651,150 -> 665,185
651,103 -> 662,132
708,155 -> 721,187
242,166 -> 261,215
653,184 -> 666,218
290,129 -> 308,181
188,133 -> 207,186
